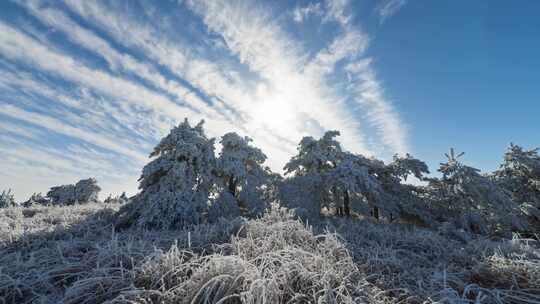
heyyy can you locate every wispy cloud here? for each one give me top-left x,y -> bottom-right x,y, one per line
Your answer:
292,2 -> 323,23
0,0 -> 410,200
377,0 -> 407,24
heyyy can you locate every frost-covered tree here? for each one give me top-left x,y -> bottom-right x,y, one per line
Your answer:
47,184 -> 76,205
389,153 -> 430,182
278,174 -> 325,219
21,192 -> 50,207
328,153 -> 430,222
116,119 -> 216,229
212,132 -> 271,219
284,131 -> 342,176
75,178 -> 101,203
0,189 -> 16,208
382,154 -> 431,222
427,148 -> 525,234
282,131 -> 400,219
47,178 -> 101,205
281,131 -> 343,216
325,152 -> 386,217
494,144 -> 540,205
493,144 -> 540,225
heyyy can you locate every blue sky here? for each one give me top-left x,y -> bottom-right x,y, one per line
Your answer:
0,0 -> 538,200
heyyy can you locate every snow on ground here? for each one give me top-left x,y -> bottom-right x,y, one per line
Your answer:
1,202 -> 539,303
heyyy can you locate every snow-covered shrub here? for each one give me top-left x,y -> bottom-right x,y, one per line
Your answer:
46,178 -> 101,205
47,184 -> 76,205
122,206 -> 378,304
214,132 -> 273,218
21,192 -> 49,207
2,200 -> 539,303
0,189 -> 16,208
116,119 -> 216,229
103,192 -> 129,204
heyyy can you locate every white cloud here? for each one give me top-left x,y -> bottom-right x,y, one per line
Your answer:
345,59 -> 409,154
17,0 -> 222,120
323,0 -> 352,26
185,0 -> 371,156
0,103 -> 148,162
292,2 -> 323,23
377,0 -> 407,24
0,0 -> 411,199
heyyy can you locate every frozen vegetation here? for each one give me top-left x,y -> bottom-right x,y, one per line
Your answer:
1,118 -> 539,303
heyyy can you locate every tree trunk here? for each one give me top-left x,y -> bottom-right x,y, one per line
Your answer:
372,206 -> 379,221
228,177 -> 237,197
344,190 -> 350,216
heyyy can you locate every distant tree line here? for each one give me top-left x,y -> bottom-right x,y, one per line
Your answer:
2,178 -> 107,208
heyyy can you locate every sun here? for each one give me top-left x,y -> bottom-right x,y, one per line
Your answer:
251,90 -> 296,133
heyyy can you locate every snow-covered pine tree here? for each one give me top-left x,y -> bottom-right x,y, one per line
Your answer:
494,144 -> 540,203
284,131 -> 342,176
428,148 -> 525,234
493,143 -> 540,224
211,132 -> 271,220
389,153 -> 430,182
281,131 -> 343,216
383,153 -> 432,223
325,152 -> 386,217
0,189 -> 16,208
278,173 -> 325,219
116,119 -> 216,229
282,131 -> 397,219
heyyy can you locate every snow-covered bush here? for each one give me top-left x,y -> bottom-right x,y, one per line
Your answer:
46,178 -> 101,205
2,192 -> 539,303
0,189 -> 16,208
116,119 -> 216,229
103,192 -> 129,204
47,184 -> 75,205
213,132 -> 272,218
21,192 -> 50,207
